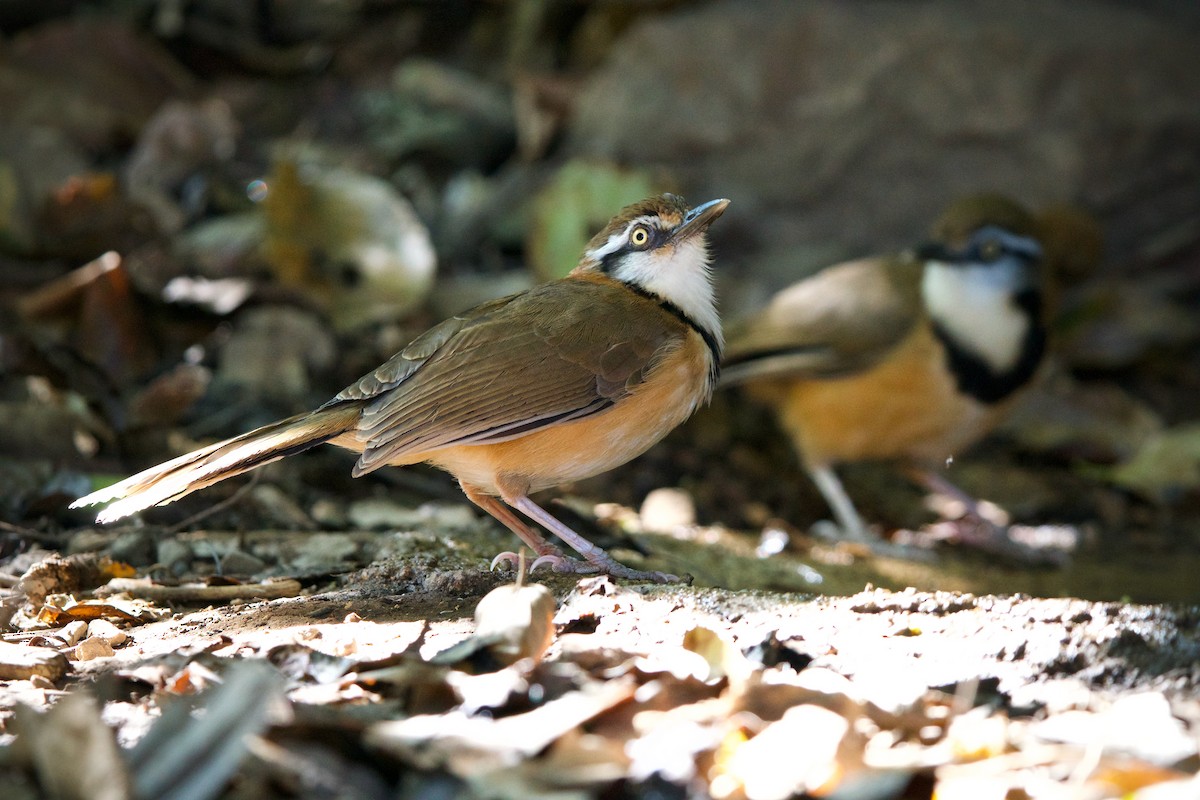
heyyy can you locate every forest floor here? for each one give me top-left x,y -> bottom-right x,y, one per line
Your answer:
2,505 -> 1198,799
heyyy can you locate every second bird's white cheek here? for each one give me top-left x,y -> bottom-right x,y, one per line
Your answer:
922,261 -> 1029,373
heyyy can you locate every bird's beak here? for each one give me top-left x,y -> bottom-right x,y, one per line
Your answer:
914,240 -> 953,261
671,198 -> 731,243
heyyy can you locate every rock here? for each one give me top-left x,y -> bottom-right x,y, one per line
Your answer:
72,636 -> 115,662
640,487 -> 697,532
61,621 -> 88,647
567,0 -> 1200,305
219,550 -> 268,576
156,538 -> 193,577
86,619 -> 127,647
0,641 -> 70,681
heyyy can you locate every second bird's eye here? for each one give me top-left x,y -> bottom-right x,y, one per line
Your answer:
629,224 -> 651,248
977,238 -> 1004,261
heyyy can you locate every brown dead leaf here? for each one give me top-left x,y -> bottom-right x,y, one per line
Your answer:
38,601 -> 144,625
432,577 -> 556,671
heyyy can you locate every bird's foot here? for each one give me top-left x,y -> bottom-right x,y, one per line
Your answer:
589,555 -> 683,584
489,548 -> 601,576
490,549 -> 682,583
811,520 -> 939,563
928,517 -> 1073,567
488,549 -> 578,572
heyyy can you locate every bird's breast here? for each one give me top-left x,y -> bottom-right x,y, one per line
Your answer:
763,323 -> 1012,467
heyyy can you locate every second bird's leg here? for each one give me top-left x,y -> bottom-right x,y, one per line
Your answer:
807,464 -> 872,543
808,463 -> 938,561
904,466 -> 1064,566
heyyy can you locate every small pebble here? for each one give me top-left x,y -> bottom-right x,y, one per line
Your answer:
639,487 -> 696,531
87,619 -> 127,646
157,538 -> 193,576
61,620 -> 88,646
219,550 -> 267,575
74,636 -> 116,661
29,673 -> 57,689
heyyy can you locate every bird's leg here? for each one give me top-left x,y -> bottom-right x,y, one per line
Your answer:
507,494 -> 680,584
459,482 -> 581,572
807,464 -> 873,543
906,467 -> 1008,526
808,463 -> 938,561
903,466 -> 1064,566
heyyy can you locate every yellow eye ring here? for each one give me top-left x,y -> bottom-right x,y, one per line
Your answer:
630,225 -> 651,248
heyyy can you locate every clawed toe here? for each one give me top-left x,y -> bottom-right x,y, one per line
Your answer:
529,554 -> 599,574
489,551 -> 521,571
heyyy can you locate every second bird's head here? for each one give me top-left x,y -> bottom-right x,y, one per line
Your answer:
915,194 -> 1046,300
574,194 -> 730,343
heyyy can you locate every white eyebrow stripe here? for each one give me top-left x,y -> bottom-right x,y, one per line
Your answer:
588,229 -> 627,260
585,215 -> 666,261
976,225 -> 1043,259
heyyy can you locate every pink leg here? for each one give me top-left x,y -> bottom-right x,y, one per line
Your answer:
905,467 -> 1066,566
460,483 -> 579,571
509,494 -> 680,583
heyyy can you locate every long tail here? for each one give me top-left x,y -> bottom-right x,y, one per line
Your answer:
71,405 -> 361,524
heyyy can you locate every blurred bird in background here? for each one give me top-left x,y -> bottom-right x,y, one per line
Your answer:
722,194 -> 1100,557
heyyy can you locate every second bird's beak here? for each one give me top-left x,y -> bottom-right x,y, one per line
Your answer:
671,198 -> 731,243
914,240 -> 954,262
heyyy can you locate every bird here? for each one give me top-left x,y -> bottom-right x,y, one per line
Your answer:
72,194 -> 730,583
721,194 -> 1063,553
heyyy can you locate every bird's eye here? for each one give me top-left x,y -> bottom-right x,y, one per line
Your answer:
977,238 -> 1004,261
629,224 -> 651,249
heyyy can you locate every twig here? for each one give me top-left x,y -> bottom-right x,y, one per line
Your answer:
166,472 -> 262,533
100,578 -> 302,603
0,520 -> 68,545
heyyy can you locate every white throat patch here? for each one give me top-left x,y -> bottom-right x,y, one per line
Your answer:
921,261 -> 1030,373
609,236 -> 723,350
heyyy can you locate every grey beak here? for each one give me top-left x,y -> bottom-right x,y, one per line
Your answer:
672,198 -> 731,242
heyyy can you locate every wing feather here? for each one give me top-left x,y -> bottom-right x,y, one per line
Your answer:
328,279 -> 683,474
722,256 -> 924,385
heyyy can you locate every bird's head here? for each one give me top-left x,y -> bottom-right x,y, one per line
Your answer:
916,194 -> 1047,379
573,194 -> 730,345
917,194 -> 1044,285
